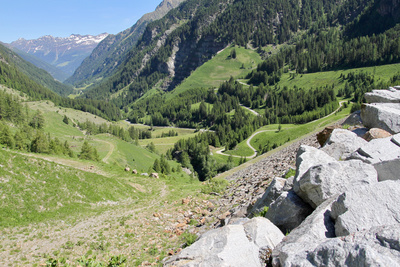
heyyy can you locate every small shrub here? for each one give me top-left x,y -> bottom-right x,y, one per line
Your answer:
253,206 -> 269,217
107,255 -> 126,266
284,168 -> 296,179
181,232 -> 198,248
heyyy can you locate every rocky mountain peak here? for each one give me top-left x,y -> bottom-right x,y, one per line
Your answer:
9,33 -> 109,79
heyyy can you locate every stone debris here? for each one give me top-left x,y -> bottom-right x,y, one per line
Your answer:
165,87 -> 400,267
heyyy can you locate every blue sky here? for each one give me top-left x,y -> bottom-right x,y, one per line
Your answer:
0,0 -> 163,43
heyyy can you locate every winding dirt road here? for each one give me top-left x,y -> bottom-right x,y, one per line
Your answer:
216,101 -> 345,159
94,138 -> 115,163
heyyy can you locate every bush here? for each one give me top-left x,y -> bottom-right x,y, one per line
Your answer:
181,231 -> 198,248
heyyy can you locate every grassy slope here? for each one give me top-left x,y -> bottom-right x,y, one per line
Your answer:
168,46 -> 263,99
0,149 -> 137,228
277,63 -> 400,92
26,101 -> 196,165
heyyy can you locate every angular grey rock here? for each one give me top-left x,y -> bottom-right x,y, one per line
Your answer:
282,176 -> 294,191
331,180 -> 400,237
341,110 -> 362,126
361,103 -> 400,134
243,217 -> 285,263
294,160 -> 377,208
272,197 -> 336,267
364,88 -> 400,103
249,177 -> 286,216
293,145 -> 336,193
321,129 -> 368,160
164,217 -> 284,267
265,190 -> 312,233
274,225 -> 400,267
374,158 -> 400,181
348,135 -> 400,164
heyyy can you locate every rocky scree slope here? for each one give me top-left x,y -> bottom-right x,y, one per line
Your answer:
164,86 -> 400,266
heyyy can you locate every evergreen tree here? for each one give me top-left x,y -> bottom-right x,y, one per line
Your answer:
29,110 -> 45,129
79,140 -> 99,161
153,158 -> 161,173
63,115 -> 69,124
31,131 -> 49,153
0,123 -> 14,149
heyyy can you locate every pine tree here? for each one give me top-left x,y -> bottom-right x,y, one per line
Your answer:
63,115 -> 69,124
79,140 -> 99,161
153,158 -> 161,173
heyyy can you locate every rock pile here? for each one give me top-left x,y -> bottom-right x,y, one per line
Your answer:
164,87 -> 400,267
361,86 -> 400,133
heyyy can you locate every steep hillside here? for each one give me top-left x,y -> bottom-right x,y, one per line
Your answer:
80,0 -> 399,108
9,33 -> 108,79
6,46 -> 69,82
0,43 -> 121,120
0,43 -> 73,96
65,0 -> 186,87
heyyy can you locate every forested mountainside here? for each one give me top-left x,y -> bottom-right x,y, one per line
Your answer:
111,0 -> 400,180
9,33 -> 108,80
0,44 -> 73,96
6,46 -> 69,82
0,43 -> 120,120
65,0 -> 187,87
79,0 -> 400,108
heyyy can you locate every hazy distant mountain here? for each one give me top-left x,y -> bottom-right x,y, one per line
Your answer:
7,46 -> 70,82
0,42 -> 73,96
9,33 -> 108,80
65,0 -> 186,87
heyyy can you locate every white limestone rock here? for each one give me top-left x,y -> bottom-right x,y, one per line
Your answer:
249,177 -> 286,216
164,217 -> 284,267
321,129 -> 368,160
331,180 -> 400,237
294,160 -> 378,208
360,103 -> 400,134
293,145 -> 336,194
348,135 -> 400,164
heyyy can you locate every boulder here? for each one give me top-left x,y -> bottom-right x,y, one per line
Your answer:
321,129 -> 368,160
348,135 -> 400,164
132,169 -> 138,174
164,217 -> 284,267
249,177 -> 286,217
360,103 -> 400,134
331,180 -> 400,237
265,190 -> 313,233
293,146 -> 336,194
124,167 -> 130,172
364,88 -> 400,103
362,128 -> 392,141
274,225 -> 400,267
294,160 -> 378,208
151,172 -> 159,179
282,176 -> 294,191
272,197 -> 337,266
374,158 -> 400,181
341,110 -> 363,126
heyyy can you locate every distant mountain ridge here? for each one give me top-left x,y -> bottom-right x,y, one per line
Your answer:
9,33 -> 108,80
65,0 -> 186,87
